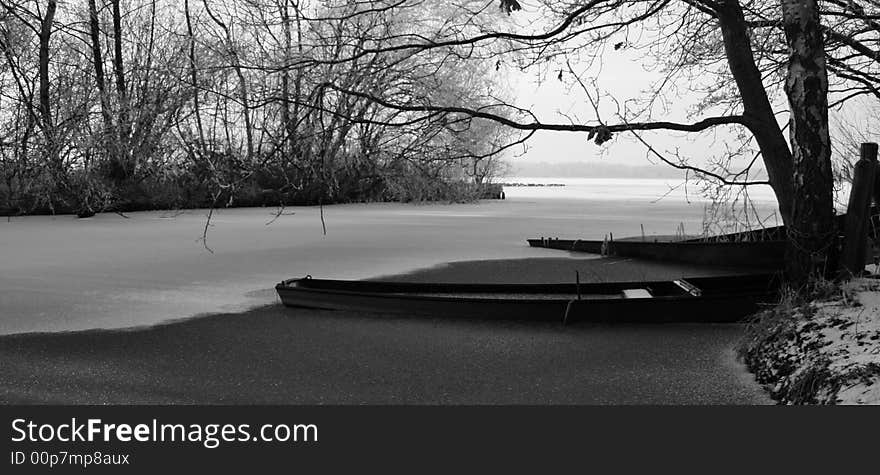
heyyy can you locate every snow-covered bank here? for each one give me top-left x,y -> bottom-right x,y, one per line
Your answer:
740,278 -> 880,404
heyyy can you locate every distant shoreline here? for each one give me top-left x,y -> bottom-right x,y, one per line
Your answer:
507,162 -> 695,180
499,182 -> 565,187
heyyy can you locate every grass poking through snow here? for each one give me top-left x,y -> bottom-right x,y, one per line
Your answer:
739,278 -> 880,404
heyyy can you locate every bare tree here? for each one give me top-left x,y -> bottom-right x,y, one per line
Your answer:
267,0 -> 870,280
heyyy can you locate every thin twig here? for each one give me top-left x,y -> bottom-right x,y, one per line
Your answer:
197,192 -> 219,254
319,201 -> 326,236
266,202 -> 295,226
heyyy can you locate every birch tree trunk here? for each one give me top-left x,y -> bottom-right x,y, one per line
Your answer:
781,0 -> 836,281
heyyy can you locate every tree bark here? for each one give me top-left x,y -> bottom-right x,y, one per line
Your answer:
717,1 -> 794,223
781,0 -> 836,281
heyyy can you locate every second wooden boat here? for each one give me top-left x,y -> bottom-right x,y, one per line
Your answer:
527,237 -> 786,268
527,209 -> 880,268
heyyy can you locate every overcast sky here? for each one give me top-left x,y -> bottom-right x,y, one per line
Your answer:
505,57 -> 755,176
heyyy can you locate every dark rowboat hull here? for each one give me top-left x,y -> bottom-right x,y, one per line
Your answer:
275,274 -> 780,323
526,208 -> 880,268
527,238 -> 786,268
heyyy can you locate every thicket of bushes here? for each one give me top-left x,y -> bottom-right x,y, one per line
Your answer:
0,159 -> 504,217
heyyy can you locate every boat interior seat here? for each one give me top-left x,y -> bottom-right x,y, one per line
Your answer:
621,288 -> 652,299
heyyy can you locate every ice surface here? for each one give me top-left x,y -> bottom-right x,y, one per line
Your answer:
1,185 -> 767,335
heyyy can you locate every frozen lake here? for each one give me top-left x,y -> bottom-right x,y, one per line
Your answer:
1,178 -> 778,335
504,176 -> 780,204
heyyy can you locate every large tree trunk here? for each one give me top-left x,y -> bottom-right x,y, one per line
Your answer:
781,0 -> 836,282
717,1 -> 794,223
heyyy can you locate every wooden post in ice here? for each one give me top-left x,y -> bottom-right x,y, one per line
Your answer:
841,143 -> 878,278
874,153 -> 880,207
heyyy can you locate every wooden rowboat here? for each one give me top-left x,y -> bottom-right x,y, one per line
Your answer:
275,273 -> 780,323
526,209 -> 880,268
527,237 -> 787,268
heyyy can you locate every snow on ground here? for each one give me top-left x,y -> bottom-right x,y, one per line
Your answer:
793,279 -> 880,404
